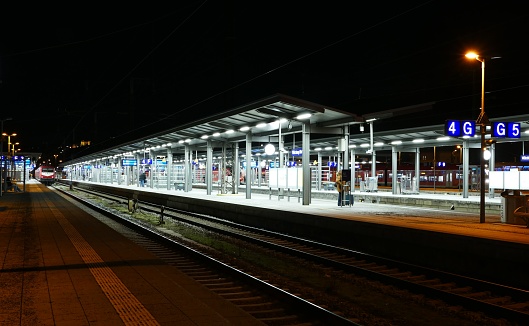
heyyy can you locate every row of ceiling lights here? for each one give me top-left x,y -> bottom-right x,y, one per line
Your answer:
77,120 -> 529,165
199,115 -> 311,140
78,134 -> 512,164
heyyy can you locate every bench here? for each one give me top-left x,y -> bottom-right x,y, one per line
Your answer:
174,182 -> 185,191
322,182 -> 335,191
269,187 -> 301,202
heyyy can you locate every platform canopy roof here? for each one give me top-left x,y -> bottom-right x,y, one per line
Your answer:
63,94 -> 364,164
311,113 -> 529,154
62,93 -> 529,166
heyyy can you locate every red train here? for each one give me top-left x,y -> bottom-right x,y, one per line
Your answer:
352,162 -> 529,189
34,165 -> 56,185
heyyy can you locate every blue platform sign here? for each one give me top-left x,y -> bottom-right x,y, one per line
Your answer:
492,122 -> 521,138
521,155 -> 529,162
121,159 -> 137,166
445,120 -> 475,137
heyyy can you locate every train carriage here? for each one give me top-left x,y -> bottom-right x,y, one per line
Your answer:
34,165 -> 56,185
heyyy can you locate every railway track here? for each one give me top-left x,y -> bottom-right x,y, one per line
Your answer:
52,184 -> 358,325
54,183 -> 529,324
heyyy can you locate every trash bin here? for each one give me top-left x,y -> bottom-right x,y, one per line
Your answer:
500,190 -> 527,225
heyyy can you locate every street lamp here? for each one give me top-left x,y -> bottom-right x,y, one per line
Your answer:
11,142 -> 20,156
0,118 -> 13,197
2,132 -> 17,183
2,132 -> 17,156
465,51 -> 488,223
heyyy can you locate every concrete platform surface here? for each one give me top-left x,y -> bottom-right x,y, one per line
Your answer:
0,181 -> 262,325
87,180 -> 529,245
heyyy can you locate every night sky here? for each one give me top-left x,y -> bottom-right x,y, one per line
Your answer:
1,1 -> 529,162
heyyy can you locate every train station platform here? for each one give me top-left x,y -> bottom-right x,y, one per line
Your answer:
0,181 -> 262,325
62,179 -> 529,290
57,178 -> 529,246
2,180 -> 529,325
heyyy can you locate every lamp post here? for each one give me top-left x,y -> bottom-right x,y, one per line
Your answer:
11,142 -> 20,156
2,132 -> 17,156
465,52 -> 488,223
0,118 -> 13,197
2,132 -> 17,182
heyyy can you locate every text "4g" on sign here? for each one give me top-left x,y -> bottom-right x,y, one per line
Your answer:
445,120 -> 476,137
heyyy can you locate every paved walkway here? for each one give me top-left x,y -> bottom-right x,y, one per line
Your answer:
0,181 -> 262,325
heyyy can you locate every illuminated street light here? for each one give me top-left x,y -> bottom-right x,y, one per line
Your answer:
0,118 -> 13,198
2,132 -> 17,156
465,51 -> 495,223
11,142 -> 20,156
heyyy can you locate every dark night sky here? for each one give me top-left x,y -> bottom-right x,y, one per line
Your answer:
1,1 -> 529,161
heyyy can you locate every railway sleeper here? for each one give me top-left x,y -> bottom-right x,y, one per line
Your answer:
365,265 -> 389,272
226,296 -> 267,304
249,308 -> 289,318
206,286 -> 246,293
429,282 -> 458,290
481,296 -> 513,305
183,270 -> 215,276
378,267 -> 401,274
259,315 -> 303,324
449,286 -> 474,294
172,262 -> 202,268
462,290 -> 491,299
237,302 -> 277,311
339,258 -> 359,264
503,301 -> 529,310
413,278 -> 441,286
220,291 -> 257,299
322,253 -> 345,260
385,271 -> 413,278
196,279 -> 232,286
354,262 -> 380,269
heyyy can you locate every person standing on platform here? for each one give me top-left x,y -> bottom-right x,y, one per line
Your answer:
139,171 -> 146,187
335,170 -> 345,206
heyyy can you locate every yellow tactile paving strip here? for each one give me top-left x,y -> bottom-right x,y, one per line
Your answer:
40,190 -> 161,326
0,182 -> 274,325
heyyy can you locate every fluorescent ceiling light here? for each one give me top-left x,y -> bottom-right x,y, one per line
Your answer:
296,113 -> 311,120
